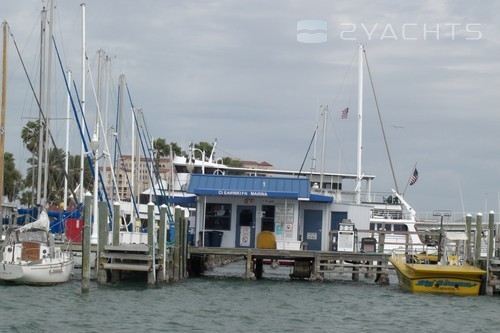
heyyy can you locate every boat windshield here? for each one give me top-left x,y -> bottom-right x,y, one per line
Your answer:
17,229 -> 48,243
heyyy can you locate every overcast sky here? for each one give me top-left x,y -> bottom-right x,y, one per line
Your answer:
1,0 -> 499,216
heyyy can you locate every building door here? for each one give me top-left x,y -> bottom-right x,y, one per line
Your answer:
331,211 -> 348,251
303,209 -> 322,251
331,211 -> 348,230
235,205 -> 256,248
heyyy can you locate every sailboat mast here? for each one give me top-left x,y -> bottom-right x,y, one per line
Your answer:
63,69 -> 71,211
79,3 -> 86,202
90,50 -> 105,243
319,105 -> 328,190
131,106 -> 135,205
311,103 -> 320,173
134,108 -> 142,204
0,21 -> 8,205
355,43 -> 364,204
43,0 -> 55,207
36,7 -> 47,206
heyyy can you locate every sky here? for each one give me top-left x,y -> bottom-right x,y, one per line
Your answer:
1,0 -> 499,216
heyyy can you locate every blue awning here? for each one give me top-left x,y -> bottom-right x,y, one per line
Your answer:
309,193 -> 334,203
187,174 -> 310,200
168,196 -> 196,204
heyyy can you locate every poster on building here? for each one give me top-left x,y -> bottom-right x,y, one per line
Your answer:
275,204 -> 294,224
275,223 -> 283,236
285,222 -> 293,237
240,226 -> 251,247
275,204 -> 293,238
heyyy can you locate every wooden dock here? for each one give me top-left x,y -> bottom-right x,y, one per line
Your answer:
188,247 -> 392,283
78,202 -> 189,287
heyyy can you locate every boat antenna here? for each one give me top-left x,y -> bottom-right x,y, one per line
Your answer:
363,47 -> 400,195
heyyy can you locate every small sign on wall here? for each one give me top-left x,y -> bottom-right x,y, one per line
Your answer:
306,232 -> 317,240
240,226 -> 251,247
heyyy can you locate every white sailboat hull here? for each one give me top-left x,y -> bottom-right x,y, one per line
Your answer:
0,212 -> 74,285
0,255 -> 74,285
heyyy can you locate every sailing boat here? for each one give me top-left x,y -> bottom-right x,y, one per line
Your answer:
0,211 -> 74,285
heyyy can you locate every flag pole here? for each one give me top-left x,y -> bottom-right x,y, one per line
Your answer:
403,162 -> 418,196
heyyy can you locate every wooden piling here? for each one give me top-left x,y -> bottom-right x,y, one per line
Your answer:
157,204 -> 168,283
486,211 -> 495,296
97,201 -> 109,284
465,214 -> 472,262
81,193 -> 92,293
375,230 -> 387,283
245,249 -> 255,279
173,209 -> 182,282
181,213 -> 189,279
352,264 -> 360,282
112,203 -> 120,246
147,202 -> 156,287
488,211 -> 495,261
474,213 -> 483,267
111,203 -> 121,283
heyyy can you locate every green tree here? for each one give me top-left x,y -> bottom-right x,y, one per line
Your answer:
20,120 -> 93,206
222,157 -> 244,175
20,191 -> 33,206
2,152 -> 23,201
194,142 -> 213,160
22,147 -> 66,204
153,138 -> 182,157
222,157 -> 243,167
21,120 -> 41,155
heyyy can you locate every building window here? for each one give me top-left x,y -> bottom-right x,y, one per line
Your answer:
261,205 -> 275,231
204,203 -> 231,230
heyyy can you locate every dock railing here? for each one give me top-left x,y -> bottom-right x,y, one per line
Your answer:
329,228 -> 442,255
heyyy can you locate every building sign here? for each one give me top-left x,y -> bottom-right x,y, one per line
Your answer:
218,190 -> 269,196
240,226 -> 251,247
307,232 -> 317,240
213,190 -> 299,198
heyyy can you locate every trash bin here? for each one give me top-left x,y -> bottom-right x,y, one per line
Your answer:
200,231 -> 211,247
210,231 -> 223,247
361,237 -> 377,253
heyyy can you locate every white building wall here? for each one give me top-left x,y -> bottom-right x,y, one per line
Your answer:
194,196 -> 302,249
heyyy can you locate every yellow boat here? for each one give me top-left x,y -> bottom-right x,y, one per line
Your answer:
389,232 -> 486,296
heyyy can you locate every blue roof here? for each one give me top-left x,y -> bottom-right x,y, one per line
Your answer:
187,174 -> 311,200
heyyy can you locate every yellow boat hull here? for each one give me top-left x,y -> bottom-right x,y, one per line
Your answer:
389,255 -> 485,296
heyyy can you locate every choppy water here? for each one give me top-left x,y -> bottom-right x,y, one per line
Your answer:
1,260 -> 499,333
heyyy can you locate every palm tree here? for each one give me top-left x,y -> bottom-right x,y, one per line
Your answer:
2,152 -> 22,201
152,138 -> 182,158
20,120 -> 93,206
21,120 -> 41,155
194,142 -> 213,160
21,120 -> 41,205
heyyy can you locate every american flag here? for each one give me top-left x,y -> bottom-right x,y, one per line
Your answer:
410,168 -> 419,185
341,107 -> 349,119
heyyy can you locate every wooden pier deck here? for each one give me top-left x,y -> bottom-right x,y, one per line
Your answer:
188,247 -> 393,282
